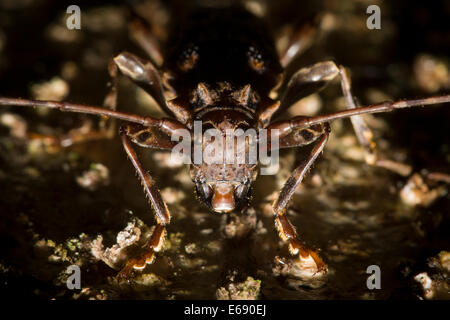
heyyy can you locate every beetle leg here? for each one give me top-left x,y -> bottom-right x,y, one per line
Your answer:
278,21 -> 317,69
259,61 -> 344,127
276,10 -> 324,69
100,57 -> 120,127
337,66 -> 412,176
120,122 -> 180,150
275,60 -> 450,175
129,19 -> 164,67
272,124 -> 330,273
113,52 -> 191,124
117,124 -> 171,279
280,61 -> 340,110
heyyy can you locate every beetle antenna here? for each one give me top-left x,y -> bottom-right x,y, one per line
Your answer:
0,96 -> 159,127
291,94 -> 450,129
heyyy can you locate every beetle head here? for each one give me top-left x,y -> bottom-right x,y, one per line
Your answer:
189,119 -> 258,213
188,83 -> 260,213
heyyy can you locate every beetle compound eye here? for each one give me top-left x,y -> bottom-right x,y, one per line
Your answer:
234,184 -> 246,200
195,182 -> 213,204
202,183 -> 213,199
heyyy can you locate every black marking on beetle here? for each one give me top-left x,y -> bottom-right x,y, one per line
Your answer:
177,44 -> 199,72
138,131 -> 152,143
247,46 -> 265,73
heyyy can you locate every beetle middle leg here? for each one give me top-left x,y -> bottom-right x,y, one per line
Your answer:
280,60 -> 413,176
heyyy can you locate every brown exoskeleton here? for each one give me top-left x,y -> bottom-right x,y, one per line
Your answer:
0,4 -> 449,279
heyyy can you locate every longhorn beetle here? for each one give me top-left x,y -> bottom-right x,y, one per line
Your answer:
0,4 -> 449,279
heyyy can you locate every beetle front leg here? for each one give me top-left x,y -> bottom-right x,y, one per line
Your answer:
117,124 -> 171,279
271,124 -> 330,274
118,224 -> 167,279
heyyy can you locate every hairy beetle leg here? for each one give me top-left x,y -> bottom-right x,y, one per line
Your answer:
271,126 -> 330,275
117,126 -> 171,280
